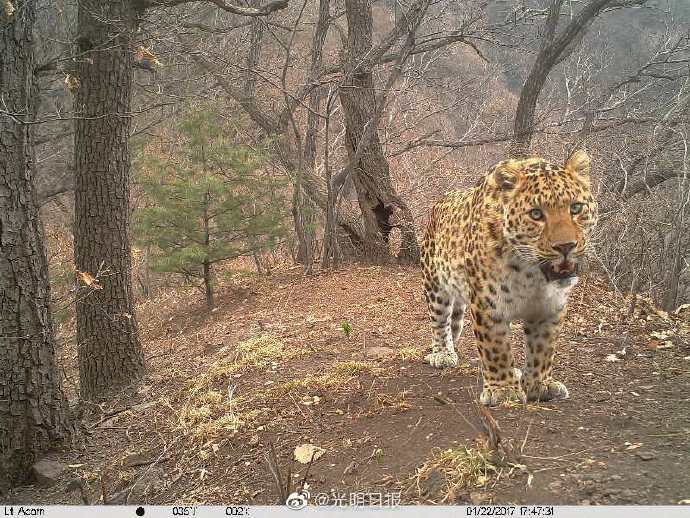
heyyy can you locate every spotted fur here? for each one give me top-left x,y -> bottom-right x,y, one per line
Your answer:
420,151 -> 598,406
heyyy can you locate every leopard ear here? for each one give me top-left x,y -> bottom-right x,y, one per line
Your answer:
489,162 -> 521,191
565,149 -> 591,178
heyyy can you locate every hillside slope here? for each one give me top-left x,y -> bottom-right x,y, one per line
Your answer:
6,266 -> 690,505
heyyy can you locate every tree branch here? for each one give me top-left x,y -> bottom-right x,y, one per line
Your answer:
143,0 -> 288,16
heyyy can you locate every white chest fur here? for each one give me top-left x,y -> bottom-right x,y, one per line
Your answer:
499,264 -> 578,322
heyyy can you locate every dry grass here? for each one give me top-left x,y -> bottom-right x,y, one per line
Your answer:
173,335 -> 290,442
374,391 -> 414,413
399,346 -> 424,361
201,335 -> 293,382
267,362 -> 381,398
408,445 -> 498,503
333,360 -> 381,376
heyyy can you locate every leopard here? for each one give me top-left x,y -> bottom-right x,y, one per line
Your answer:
420,150 -> 598,406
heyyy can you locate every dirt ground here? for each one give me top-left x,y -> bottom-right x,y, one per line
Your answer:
5,265 -> 690,506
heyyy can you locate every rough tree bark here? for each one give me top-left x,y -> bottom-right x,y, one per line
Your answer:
338,0 -> 422,263
74,0 -> 145,399
293,0 -> 330,269
509,0 -> 647,157
0,0 -> 71,489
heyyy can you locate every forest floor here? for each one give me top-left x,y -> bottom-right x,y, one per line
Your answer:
6,265 -> 690,506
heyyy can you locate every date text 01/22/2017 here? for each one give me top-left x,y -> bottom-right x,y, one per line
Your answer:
467,506 -> 555,517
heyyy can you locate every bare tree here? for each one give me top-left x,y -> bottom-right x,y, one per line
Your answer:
510,0 -> 647,157
335,0 -> 427,263
0,0 -> 71,488
73,0 -> 289,399
73,0 -> 146,399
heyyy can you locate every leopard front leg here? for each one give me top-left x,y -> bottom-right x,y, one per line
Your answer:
471,304 -> 526,406
522,315 -> 569,402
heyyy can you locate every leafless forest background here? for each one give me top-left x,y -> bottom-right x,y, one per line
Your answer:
32,0 -> 690,307
2,0 -> 690,502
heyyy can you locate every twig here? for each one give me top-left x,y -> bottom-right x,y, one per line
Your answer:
265,441 -> 287,503
90,406 -> 133,429
476,403 -> 502,451
520,420 -> 533,455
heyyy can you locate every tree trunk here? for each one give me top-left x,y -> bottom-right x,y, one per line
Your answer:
339,0 -> 420,264
0,0 -> 71,489
202,260 -> 214,309
202,194 -> 214,309
74,0 -> 145,399
661,219 -> 685,311
294,0 -> 330,269
509,0 -> 635,157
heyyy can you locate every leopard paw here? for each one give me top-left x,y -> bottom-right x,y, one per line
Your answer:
425,350 -> 459,369
479,385 -> 527,407
524,379 -> 569,402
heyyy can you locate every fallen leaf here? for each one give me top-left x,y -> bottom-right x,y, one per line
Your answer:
2,0 -> 16,19
294,443 -> 325,464
605,354 -> 620,362
64,73 -> 80,91
648,339 -> 662,350
674,304 -> 690,315
624,442 -> 643,450
76,269 -> 103,290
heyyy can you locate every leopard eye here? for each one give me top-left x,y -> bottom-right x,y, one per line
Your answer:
570,202 -> 584,215
529,208 -> 544,221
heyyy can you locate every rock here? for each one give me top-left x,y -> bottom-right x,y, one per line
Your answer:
31,459 -> 67,487
123,453 -> 153,467
635,451 -> 657,461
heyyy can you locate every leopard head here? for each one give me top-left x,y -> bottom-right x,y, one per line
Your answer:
488,150 -> 598,281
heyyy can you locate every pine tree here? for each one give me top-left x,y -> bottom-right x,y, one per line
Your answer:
135,108 -> 286,308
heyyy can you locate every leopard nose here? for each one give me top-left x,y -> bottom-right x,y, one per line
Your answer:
552,241 -> 577,258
